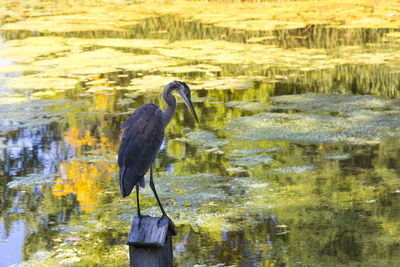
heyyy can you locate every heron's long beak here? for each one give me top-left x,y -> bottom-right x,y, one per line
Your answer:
179,92 -> 199,124
186,97 -> 199,124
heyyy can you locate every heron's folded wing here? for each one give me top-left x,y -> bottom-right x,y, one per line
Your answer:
118,104 -> 164,196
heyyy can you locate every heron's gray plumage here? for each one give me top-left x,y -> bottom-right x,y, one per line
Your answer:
118,81 -> 198,200
118,104 -> 165,197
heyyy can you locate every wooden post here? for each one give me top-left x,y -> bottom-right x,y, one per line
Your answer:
127,216 -> 177,267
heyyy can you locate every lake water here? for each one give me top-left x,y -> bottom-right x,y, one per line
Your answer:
1,1 -> 400,266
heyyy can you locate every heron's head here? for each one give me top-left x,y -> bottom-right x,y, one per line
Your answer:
172,81 -> 199,124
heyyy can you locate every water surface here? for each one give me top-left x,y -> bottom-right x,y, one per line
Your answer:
1,1 -> 400,266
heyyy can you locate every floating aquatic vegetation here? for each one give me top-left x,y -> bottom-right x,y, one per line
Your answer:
0,98 -> 72,133
271,165 -> 316,175
8,172 -> 56,188
2,0 -> 400,38
269,93 -> 398,114
86,86 -> 114,93
17,251 -> 53,267
5,75 -> 78,90
198,1 -> 399,30
157,40 -> 294,65
52,225 -> 90,232
227,93 -> 400,145
225,101 -> 267,111
0,64 -> 42,74
230,148 -> 279,156
159,64 -> 222,75
36,48 -> 178,77
181,130 -> 227,149
156,39 -> 400,72
91,38 -> 168,50
140,173 -> 229,208
230,153 -> 274,167
0,94 -> 26,104
188,96 -> 217,103
156,39 -> 339,70
229,148 -> 274,167
191,76 -> 267,90
0,37 -> 72,63
140,173 -> 266,233
0,8 -> 146,33
117,98 -> 134,106
67,152 -> 117,164
226,166 -> 247,173
324,153 -> 351,160
124,75 -> 181,93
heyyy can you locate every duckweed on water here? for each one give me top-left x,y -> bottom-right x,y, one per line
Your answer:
68,153 -> 117,164
271,165 -> 316,175
181,130 -> 227,149
225,101 -> 268,112
36,48 -> 177,77
158,64 -> 222,75
123,75 -> 181,93
230,154 -> 274,167
5,76 -> 78,90
8,172 -> 56,188
139,173 -> 270,233
2,0 -> 400,34
191,76 -> 267,90
0,99 -> 72,133
324,153 -> 351,160
269,93 -> 399,114
227,93 -> 400,144
1,34 -> 400,96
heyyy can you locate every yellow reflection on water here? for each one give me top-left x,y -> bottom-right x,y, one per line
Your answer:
53,162 -> 100,212
52,127 -> 116,211
64,128 -> 97,149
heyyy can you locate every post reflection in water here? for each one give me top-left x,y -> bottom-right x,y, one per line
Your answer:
0,2 -> 400,266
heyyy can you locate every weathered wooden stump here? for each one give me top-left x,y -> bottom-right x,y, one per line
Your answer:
127,216 -> 177,267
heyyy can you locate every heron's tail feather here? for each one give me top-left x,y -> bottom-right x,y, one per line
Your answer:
138,176 -> 145,188
119,167 -> 134,198
119,167 -> 145,197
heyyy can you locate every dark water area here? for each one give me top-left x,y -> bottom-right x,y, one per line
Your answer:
0,9 -> 400,266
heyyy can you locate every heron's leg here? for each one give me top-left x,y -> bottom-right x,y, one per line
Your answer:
149,165 -> 167,216
149,166 -> 178,233
136,184 -> 142,218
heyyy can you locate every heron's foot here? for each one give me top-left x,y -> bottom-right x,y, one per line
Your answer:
137,212 -> 144,227
159,214 -> 177,235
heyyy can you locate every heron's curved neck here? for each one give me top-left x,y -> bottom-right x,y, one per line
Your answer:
162,84 -> 176,126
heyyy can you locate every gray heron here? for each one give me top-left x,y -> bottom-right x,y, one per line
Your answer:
118,81 -> 199,223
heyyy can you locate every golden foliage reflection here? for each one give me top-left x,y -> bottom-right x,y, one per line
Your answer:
52,127 -> 117,211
